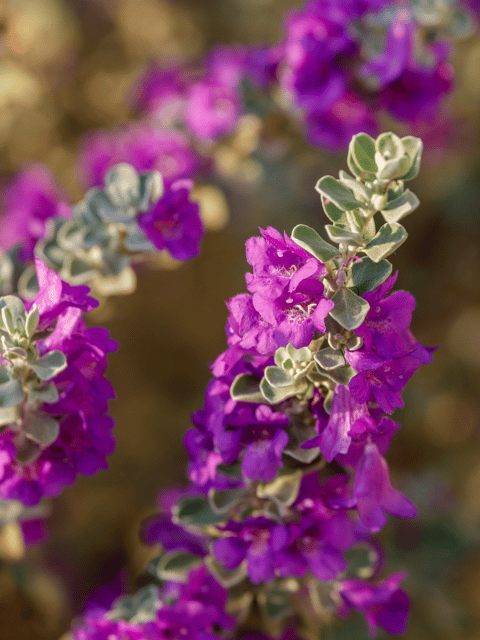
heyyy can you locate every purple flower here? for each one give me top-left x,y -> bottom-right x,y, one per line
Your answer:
346,343 -> 433,414
141,514 -> 207,556
336,412 -> 401,468
206,46 -> 248,88
33,258 -> 98,331
187,353 -> 290,487
224,293 -> 278,358
378,42 -> 453,124
213,516 -> 288,583
184,427 -> 227,491
73,618 -> 144,640
73,566 -> 232,640
280,0 -> 354,105
245,45 -> 283,87
79,125 -> 198,189
0,261 -> 117,506
130,64 -> 187,125
355,273 -> 416,359
361,9 -> 454,125
338,572 -> 410,636
185,79 -> 241,141
274,472 -> 359,580
353,443 -> 416,532
144,609 -> 220,640
0,163 -> 71,260
215,404 -> 290,482
361,9 -> 414,89
277,516 -> 349,581
303,385 -> 374,462
141,565 -> 233,640
137,179 -> 204,261
174,565 -> 234,631
305,91 -> 377,152
246,227 -> 333,348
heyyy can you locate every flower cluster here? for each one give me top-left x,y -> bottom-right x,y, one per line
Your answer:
79,126 -> 199,191
132,48 -> 247,144
73,565 -> 234,640
0,160 -> 203,302
251,0 -> 476,150
0,163 -> 71,262
131,1 -> 475,153
71,132 -> 431,638
0,259 -> 117,506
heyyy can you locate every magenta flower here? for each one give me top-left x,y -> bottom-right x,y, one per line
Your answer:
338,572 -> 410,636
355,273 -> 417,359
137,179 -> 204,261
346,344 -> 433,414
213,517 -> 289,583
0,163 -> 71,260
246,227 -> 333,348
305,91 -> 378,151
377,39 -> 453,124
185,79 -> 241,141
361,9 -> 415,89
215,404 -> 290,482
353,443 -> 416,532
225,293 -> 278,358
0,261 -> 117,506
130,64 -> 187,125
79,125 -> 198,189
303,384 -> 374,462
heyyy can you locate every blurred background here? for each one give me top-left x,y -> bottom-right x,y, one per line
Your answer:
1,0 -> 480,638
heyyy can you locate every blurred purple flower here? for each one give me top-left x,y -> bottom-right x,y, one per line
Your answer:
137,179 -> 204,261
79,125 -> 198,189
338,571 -> 410,636
0,163 -> 71,261
353,443 -> 416,532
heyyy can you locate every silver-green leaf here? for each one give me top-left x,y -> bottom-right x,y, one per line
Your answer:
24,413 -> 60,447
381,189 -> 419,223
291,225 -> 339,262
349,133 -> 378,174
350,257 -> 392,295
314,347 -> 345,370
329,287 -> 370,330
230,374 -> 264,403
0,369 -> 24,407
31,350 -> 67,381
315,176 -> 363,211
325,225 -> 363,246
264,366 -> 294,388
364,223 -> 407,262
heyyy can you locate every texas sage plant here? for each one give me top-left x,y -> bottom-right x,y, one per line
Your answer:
69,131 -> 433,640
0,162 -> 204,546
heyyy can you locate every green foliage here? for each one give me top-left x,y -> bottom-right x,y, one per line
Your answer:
329,287 -> 370,330
31,351 -> 67,381
151,551 -> 202,583
350,257 -> 392,295
230,373 -> 264,403
23,414 -> 60,447
315,176 -> 364,211
291,225 -> 339,262
175,496 -> 224,526
364,222 -> 408,262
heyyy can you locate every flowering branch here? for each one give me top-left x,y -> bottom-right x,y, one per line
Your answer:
70,131 -> 434,639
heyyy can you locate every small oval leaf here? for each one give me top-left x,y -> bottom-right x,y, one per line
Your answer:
329,287 -> 370,330
291,225 -> 339,262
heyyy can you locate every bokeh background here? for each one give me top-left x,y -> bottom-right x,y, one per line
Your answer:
1,0 -> 480,638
